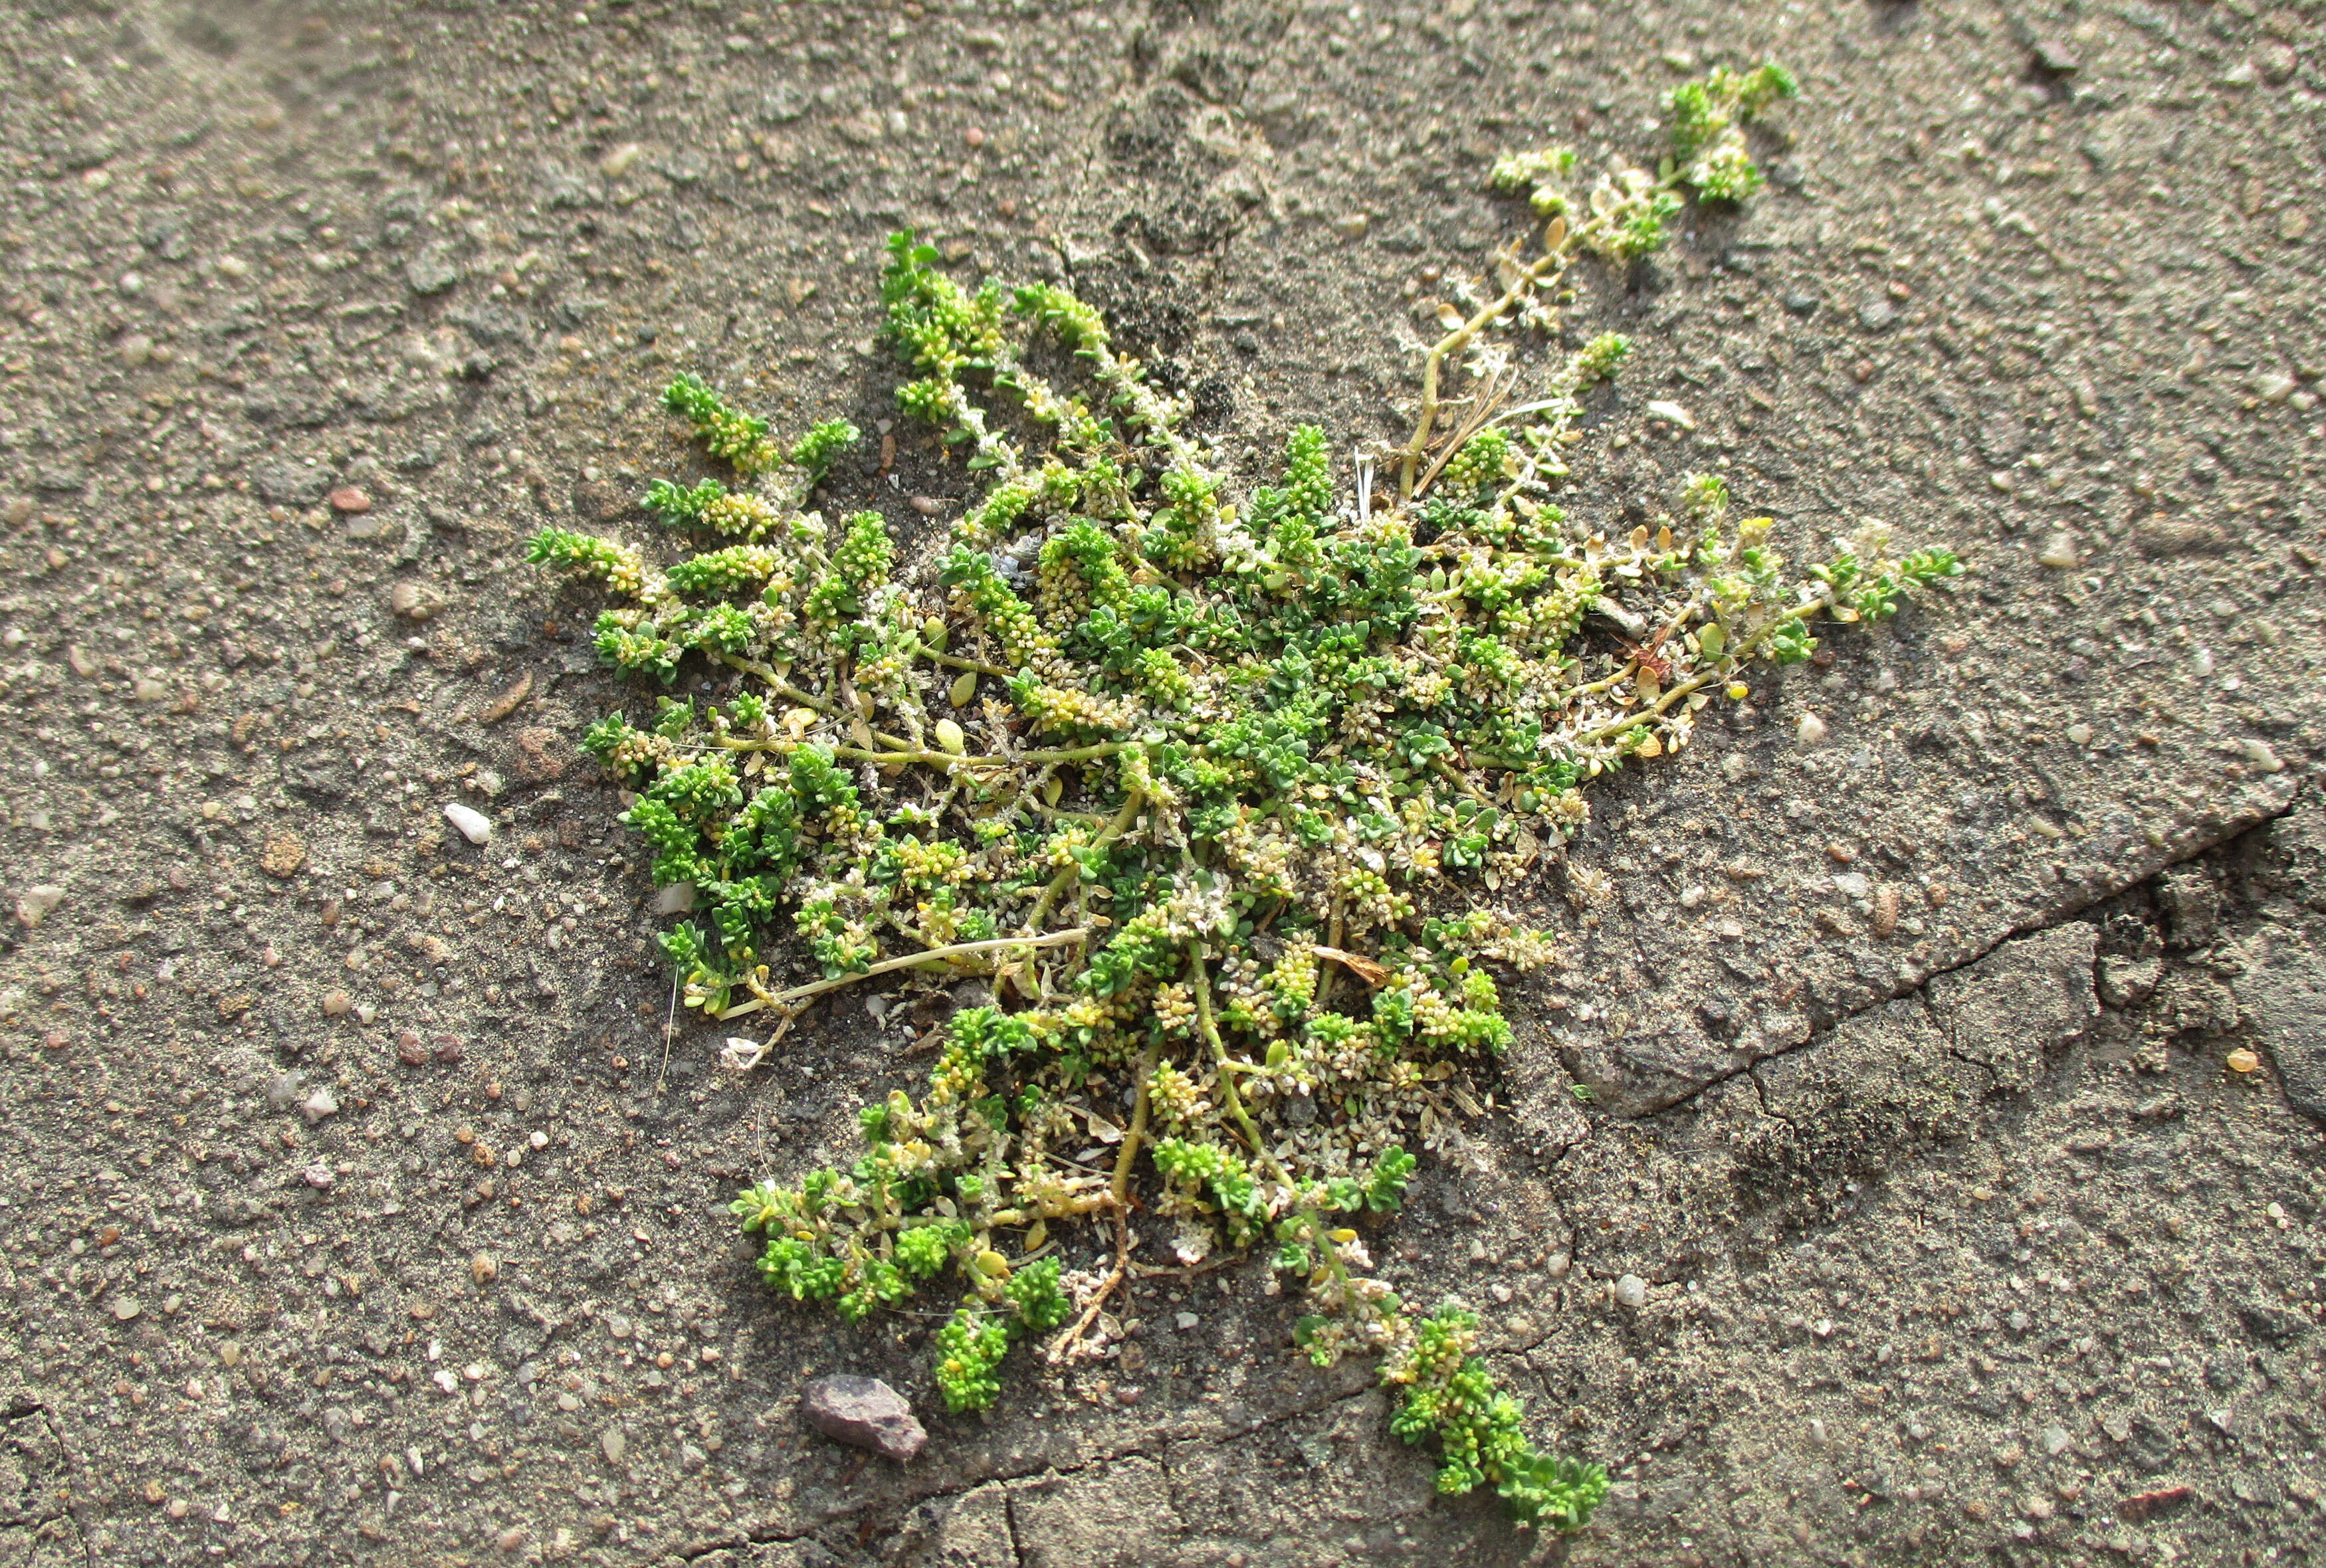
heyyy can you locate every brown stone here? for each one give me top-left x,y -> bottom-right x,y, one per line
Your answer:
259,832 -> 306,878
329,486 -> 371,514
801,1375 -> 926,1462
476,670 -> 534,725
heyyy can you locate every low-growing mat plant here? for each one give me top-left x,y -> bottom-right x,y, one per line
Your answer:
530,63 -> 1958,1533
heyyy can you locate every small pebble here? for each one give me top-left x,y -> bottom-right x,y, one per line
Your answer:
443,803 -> 492,845
389,581 -> 440,621
801,1375 -> 928,1461
322,990 -> 352,1018
1796,712 -> 1829,747
15,885 -> 64,928
600,143 -> 643,177
1871,885 -> 1900,938
330,486 -> 372,514
1614,1274 -> 1647,1310
1332,213 -> 1370,239
112,1296 -> 142,1322
599,1428 -> 628,1464
2030,37 -> 2079,74
302,1088 -> 340,1123
472,1252 -> 498,1286
302,1164 -> 334,1189
2036,533 -> 2079,569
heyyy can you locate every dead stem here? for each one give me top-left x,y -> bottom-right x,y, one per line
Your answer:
1046,1034 -> 1164,1363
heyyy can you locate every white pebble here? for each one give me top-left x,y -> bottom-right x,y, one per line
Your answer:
651,882 -> 696,915
443,803 -> 492,844
1614,1274 -> 1647,1310
2240,737 -> 2284,773
302,1087 -> 340,1123
14,884 -> 64,928
2036,532 -> 2079,569
1796,711 -> 1828,747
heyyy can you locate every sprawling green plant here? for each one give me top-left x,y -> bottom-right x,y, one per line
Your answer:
530,67 -> 1955,1533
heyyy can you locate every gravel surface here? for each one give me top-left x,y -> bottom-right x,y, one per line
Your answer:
1,2 -> 2320,1565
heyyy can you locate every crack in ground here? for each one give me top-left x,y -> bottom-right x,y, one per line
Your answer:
29,1406 -> 96,1568
1003,1484 -> 1027,1568
1631,784 -> 2302,1122
1743,1062 -> 1798,1135
1477,784 -> 2309,1355
673,1381 -> 1379,1563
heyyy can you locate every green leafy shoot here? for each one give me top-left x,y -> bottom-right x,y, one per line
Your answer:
528,67 -> 1953,1537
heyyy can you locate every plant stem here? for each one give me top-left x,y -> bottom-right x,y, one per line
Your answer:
717,927 -> 1093,1021
1188,955 -> 1349,1289
709,651 -> 837,717
1112,1037 -> 1164,1205
923,647 -> 1013,678
1025,786 -> 1144,933
1399,242 -> 1574,504
716,736 -> 1144,769
1566,593 -> 1832,751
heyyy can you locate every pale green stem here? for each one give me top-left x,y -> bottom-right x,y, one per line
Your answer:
718,927 -> 1092,1020
1188,955 -> 1350,1290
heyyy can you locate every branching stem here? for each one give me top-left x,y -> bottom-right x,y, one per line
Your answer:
718,927 -> 1093,1021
